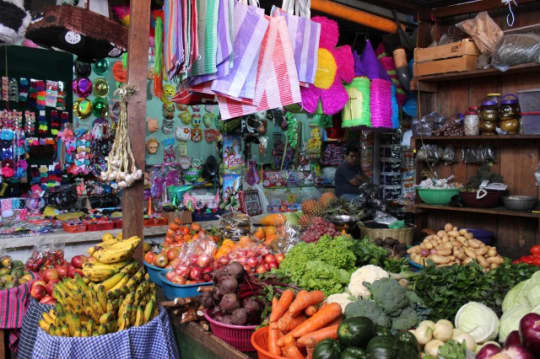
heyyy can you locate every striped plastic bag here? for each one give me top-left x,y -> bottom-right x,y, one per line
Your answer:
271,2 -> 320,85
217,15 -> 301,120
210,0 -> 268,101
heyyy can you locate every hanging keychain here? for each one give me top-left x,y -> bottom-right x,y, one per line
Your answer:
502,0 -> 518,27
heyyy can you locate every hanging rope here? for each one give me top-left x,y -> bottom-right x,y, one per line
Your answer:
502,0 -> 518,27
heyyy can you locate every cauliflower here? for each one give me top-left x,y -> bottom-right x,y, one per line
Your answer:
326,292 -> 354,313
348,265 -> 389,298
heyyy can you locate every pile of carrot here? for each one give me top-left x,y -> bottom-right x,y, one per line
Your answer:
265,290 -> 342,359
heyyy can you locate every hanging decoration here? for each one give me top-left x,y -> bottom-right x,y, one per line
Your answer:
93,58 -> 109,75
342,76 -> 371,128
300,17 -> 354,115
99,86 -> 143,188
93,78 -> 109,97
72,78 -> 92,98
92,97 -> 109,118
74,98 -> 92,119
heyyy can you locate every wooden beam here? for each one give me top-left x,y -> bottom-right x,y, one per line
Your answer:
350,0 -> 420,14
432,0 -> 537,19
123,0 -> 151,260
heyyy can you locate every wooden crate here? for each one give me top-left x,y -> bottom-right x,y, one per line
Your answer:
414,39 -> 479,76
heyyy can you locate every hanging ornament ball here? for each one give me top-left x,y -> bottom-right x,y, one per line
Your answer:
77,99 -> 93,118
72,78 -> 92,98
75,60 -> 92,78
73,99 -> 82,118
92,97 -> 109,118
93,58 -> 109,75
93,78 -> 109,97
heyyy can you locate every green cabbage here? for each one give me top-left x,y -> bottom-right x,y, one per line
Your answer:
498,303 -> 539,343
502,281 -> 527,313
455,302 -> 499,343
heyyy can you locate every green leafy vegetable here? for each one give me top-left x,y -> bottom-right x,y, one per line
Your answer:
437,340 -> 467,359
410,260 -> 537,321
275,234 -> 356,295
351,239 -> 409,273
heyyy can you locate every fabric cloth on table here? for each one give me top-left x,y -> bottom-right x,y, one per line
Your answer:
0,280 -> 33,354
32,307 -> 179,359
17,298 -> 53,359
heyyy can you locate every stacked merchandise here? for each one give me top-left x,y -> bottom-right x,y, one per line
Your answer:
379,133 -> 402,201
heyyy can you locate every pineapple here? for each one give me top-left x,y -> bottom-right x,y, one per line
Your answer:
301,199 -> 324,217
319,192 -> 336,208
298,214 -> 313,228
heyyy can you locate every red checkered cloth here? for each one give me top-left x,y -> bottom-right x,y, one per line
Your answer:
0,281 -> 33,354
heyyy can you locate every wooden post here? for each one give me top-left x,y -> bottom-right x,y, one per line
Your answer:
123,0 -> 151,261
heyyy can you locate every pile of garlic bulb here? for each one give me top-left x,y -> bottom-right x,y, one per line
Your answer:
100,86 -> 143,189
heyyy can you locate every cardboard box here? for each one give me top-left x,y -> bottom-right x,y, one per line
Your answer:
414,39 -> 479,76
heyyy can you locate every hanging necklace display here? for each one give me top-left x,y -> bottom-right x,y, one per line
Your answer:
99,86 -> 143,188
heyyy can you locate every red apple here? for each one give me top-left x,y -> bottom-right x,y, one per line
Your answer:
264,254 -> 276,264
45,279 -> 58,295
256,265 -> 266,274
172,275 -> 186,285
166,248 -> 180,261
40,295 -> 56,305
56,264 -> 68,279
196,254 -> 212,268
30,281 -> 47,300
190,267 -> 202,281
70,255 -> 87,269
43,268 -> 59,282
268,262 -> 278,270
166,271 -> 175,281
275,253 -> 284,263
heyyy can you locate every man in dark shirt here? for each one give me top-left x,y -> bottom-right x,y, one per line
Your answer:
334,147 -> 368,200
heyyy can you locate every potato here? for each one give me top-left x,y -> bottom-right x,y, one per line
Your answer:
464,248 -> 477,258
455,250 -> 466,260
448,231 -> 459,238
436,248 -> 452,256
456,236 -> 467,243
431,255 -> 451,264
453,240 -> 463,248
424,242 -> 433,249
459,229 -> 468,236
425,235 -> 435,241
444,223 -> 453,232
437,230 -> 446,238
468,239 -> 482,248
490,263 -> 498,270
464,232 -> 473,240
463,257 -> 473,265
487,247 -> 497,257
475,246 -> 488,256
487,256 -> 504,264
453,226 -> 458,232
477,255 -> 488,267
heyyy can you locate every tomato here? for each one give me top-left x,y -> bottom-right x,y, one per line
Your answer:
531,245 -> 540,256
522,256 -> 535,264
513,259 -> 523,264
180,227 -> 189,235
533,257 -> 540,266
144,252 -> 156,264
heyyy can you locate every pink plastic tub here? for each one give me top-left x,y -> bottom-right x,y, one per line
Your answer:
203,311 -> 257,352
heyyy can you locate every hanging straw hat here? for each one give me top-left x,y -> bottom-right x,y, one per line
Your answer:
26,3 -> 127,61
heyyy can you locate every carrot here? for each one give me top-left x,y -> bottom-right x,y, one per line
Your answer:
284,315 -> 307,332
270,297 -> 278,322
283,341 -> 305,359
289,291 -> 324,316
327,317 -> 343,327
304,305 -> 317,317
290,303 -> 342,338
297,324 -> 339,347
268,323 -> 282,356
307,346 -> 314,359
278,311 -> 295,332
278,333 -> 296,347
271,289 -> 295,322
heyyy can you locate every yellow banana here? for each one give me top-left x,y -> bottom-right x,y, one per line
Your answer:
99,312 -> 113,325
92,237 -> 140,264
108,274 -> 128,293
119,261 -> 140,276
144,298 -> 156,323
126,267 -> 145,289
99,272 -> 125,291
134,306 -> 144,326
96,285 -> 108,313
82,262 -> 119,282
39,319 -> 51,332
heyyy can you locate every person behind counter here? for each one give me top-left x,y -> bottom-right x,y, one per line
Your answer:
334,146 -> 369,201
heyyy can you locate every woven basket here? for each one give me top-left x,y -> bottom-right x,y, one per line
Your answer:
26,5 -> 127,61
360,225 -> 414,246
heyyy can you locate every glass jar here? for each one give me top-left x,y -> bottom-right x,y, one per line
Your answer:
480,97 -> 499,135
464,110 -> 480,136
500,93 -> 521,120
480,119 -> 497,135
500,118 -> 519,134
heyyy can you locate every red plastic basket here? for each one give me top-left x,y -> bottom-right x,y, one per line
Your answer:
87,221 -> 114,231
251,327 -> 286,359
203,311 -> 257,352
63,223 -> 87,233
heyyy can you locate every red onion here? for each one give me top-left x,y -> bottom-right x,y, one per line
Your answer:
505,331 -> 522,347
476,344 -> 501,359
520,313 -> 540,356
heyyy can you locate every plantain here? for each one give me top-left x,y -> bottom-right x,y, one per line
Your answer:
48,325 -> 56,336
39,319 -> 51,331
99,312 -> 113,325
42,311 -> 55,326
119,261 -> 140,276
92,237 -> 140,264
143,298 -> 156,323
108,273 -> 129,293
82,262 -> 118,282
97,324 -> 107,335
134,306 -> 144,326
125,267 -> 145,289
96,285 -> 108,313
86,318 -> 94,336
61,324 -> 69,337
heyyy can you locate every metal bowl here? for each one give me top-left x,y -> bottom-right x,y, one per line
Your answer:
503,195 -> 537,211
329,215 -> 358,224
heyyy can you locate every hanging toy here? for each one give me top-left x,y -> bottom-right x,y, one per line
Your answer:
99,86 -> 143,188
203,111 -> 217,128
285,112 -> 299,148
191,127 -> 202,142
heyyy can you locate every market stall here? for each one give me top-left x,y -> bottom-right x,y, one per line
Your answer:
0,0 -> 539,358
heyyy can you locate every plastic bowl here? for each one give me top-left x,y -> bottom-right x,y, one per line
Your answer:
143,261 -> 167,285
251,327 -> 286,359
157,271 -> 213,300
203,311 -> 257,352
503,195 -> 537,211
417,188 -> 461,205
407,256 -> 424,272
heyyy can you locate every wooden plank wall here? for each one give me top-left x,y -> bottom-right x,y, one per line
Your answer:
417,8 -> 540,258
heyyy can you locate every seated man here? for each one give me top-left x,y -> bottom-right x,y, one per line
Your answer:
334,146 -> 368,201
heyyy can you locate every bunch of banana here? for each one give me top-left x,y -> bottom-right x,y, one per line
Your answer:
42,269 -> 159,337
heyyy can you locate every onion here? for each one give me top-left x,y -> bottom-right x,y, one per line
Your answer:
520,313 -> 540,356
476,344 -> 501,359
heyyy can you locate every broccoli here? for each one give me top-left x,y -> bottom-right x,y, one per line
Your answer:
345,299 -> 390,327
391,307 -> 418,331
366,278 -> 409,315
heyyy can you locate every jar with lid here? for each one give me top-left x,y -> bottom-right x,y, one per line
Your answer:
499,93 -> 521,134
480,96 -> 500,135
464,107 -> 480,136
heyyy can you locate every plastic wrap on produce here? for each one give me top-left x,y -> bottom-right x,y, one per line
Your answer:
492,33 -> 540,71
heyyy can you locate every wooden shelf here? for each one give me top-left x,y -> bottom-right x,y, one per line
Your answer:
414,203 -> 540,219
412,135 -> 540,142
414,63 -> 540,83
